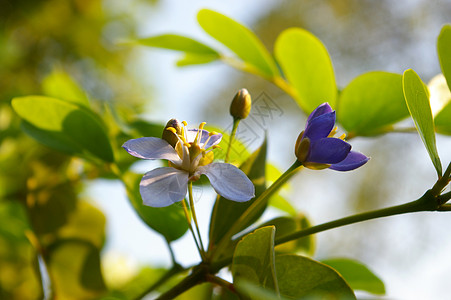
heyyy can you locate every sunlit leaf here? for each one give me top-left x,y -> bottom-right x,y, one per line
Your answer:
232,226 -> 279,298
47,240 -> 107,299
235,281 -> 290,300
260,215 -> 315,256
338,71 -> 408,136
402,69 -> 442,176
266,164 -> 295,216
274,28 -> 336,113
12,96 -> 114,162
176,53 -> 219,67
321,258 -> 385,295
137,34 -> 219,56
123,172 -> 188,242
275,254 -> 355,299
42,69 -> 90,107
57,201 -> 106,248
209,138 -> 267,248
197,9 -> 279,78
438,24 -> 451,91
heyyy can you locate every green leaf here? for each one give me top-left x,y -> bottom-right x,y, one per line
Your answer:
176,53 -> 219,67
204,125 -> 250,165
274,28 -> 336,113
232,226 -> 279,298
197,9 -> 279,78
402,69 -> 442,176
266,164 -> 296,216
438,25 -> 451,91
137,34 -> 219,56
47,239 -> 107,299
321,258 -> 385,295
12,96 -> 114,162
235,281 -> 290,300
123,172 -> 188,242
338,71 -> 408,136
42,69 -> 90,107
260,215 -> 315,256
275,254 -> 355,299
209,138 -> 267,248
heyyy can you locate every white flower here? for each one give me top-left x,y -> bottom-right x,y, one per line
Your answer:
122,121 -> 255,207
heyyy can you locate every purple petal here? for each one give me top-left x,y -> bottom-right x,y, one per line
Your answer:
330,151 -> 369,171
140,167 -> 188,207
195,163 -> 255,202
203,133 -> 222,149
303,111 -> 336,141
186,129 -> 209,144
122,137 -> 181,164
306,103 -> 333,126
306,137 -> 351,164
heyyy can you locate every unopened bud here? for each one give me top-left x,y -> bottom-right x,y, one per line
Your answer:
294,131 -> 310,162
230,88 -> 251,120
162,118 -> 182,147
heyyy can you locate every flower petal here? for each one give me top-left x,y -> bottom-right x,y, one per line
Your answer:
196,163 -> 255,202
306,137 -> 351,164
122,137 -> 181,164
139,167 -> 188,207
306,102 -> 333,126
329,151 -> 370,171
303,111 -> 336,141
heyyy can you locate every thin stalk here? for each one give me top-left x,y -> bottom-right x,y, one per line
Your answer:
275,190 -> 438,245
181,198 -> 204,260
134,264 -> 185,300
188,181 -> 206,259
206,274 -> 236,294
225,118 -> 239,163
164,238 -> 177,266
212,160 -> 302,261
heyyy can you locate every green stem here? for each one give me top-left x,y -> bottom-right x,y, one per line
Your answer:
275,189 -> 438,245
134,264 -> 185,300
206,274 -> 236,294
164,238 -> 177,266
156,265 -> 207,300
212,160 -> 302,261
181,198 -> 204,260
225,119 -> 239,163
188,181 -> 206,259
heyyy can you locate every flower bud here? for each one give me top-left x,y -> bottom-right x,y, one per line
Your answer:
230,88 -> 251,120
162,118 -> 182,147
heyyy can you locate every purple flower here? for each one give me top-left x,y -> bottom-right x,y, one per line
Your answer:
295,103 -> 369,171
123,121 -> 255,207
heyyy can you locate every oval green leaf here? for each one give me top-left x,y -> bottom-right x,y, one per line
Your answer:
338,71 -> 408,136
438,24 -> 451,91
12,96 -> 114,162
402,69 -> 442,176
123,172 -> 188,242
42,69 -> 90,107
275,254 -> 355,299
232,226 -> 279,297
321,258 -> 385,295
197,9 -> 279,78
274,28 -> 337,113
137,34 -> 219,56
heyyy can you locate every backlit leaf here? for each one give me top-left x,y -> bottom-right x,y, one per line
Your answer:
438,24 -> 451,91
232,226 -> 279,298
275,28 -> 336,113
12,96 -> 114,162
197,9 -> 279,78
137,34 -> 219,56
402,69 -> 442,176
276,254 -> 355,299
321,258 -> 385,295
338,71 -> 408,136
42,69 -> 90,107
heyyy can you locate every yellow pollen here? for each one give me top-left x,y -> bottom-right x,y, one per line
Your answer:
198,122 -> 206,130
209,131 -> 219,136
166,127 -> 177,134
212,145 -> 220,149
182,121 -> 188,126
339,133 -> 346,140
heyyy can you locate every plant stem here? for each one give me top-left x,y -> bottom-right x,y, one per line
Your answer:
181,198 -> 204,260
225,119 -> 239,163
212,160 -> 302,261
188,181 -> 206,259
275,190 -> 438,245
134,264 -> 185,300
206,274 -> 236,294
156,265 -> 207,300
